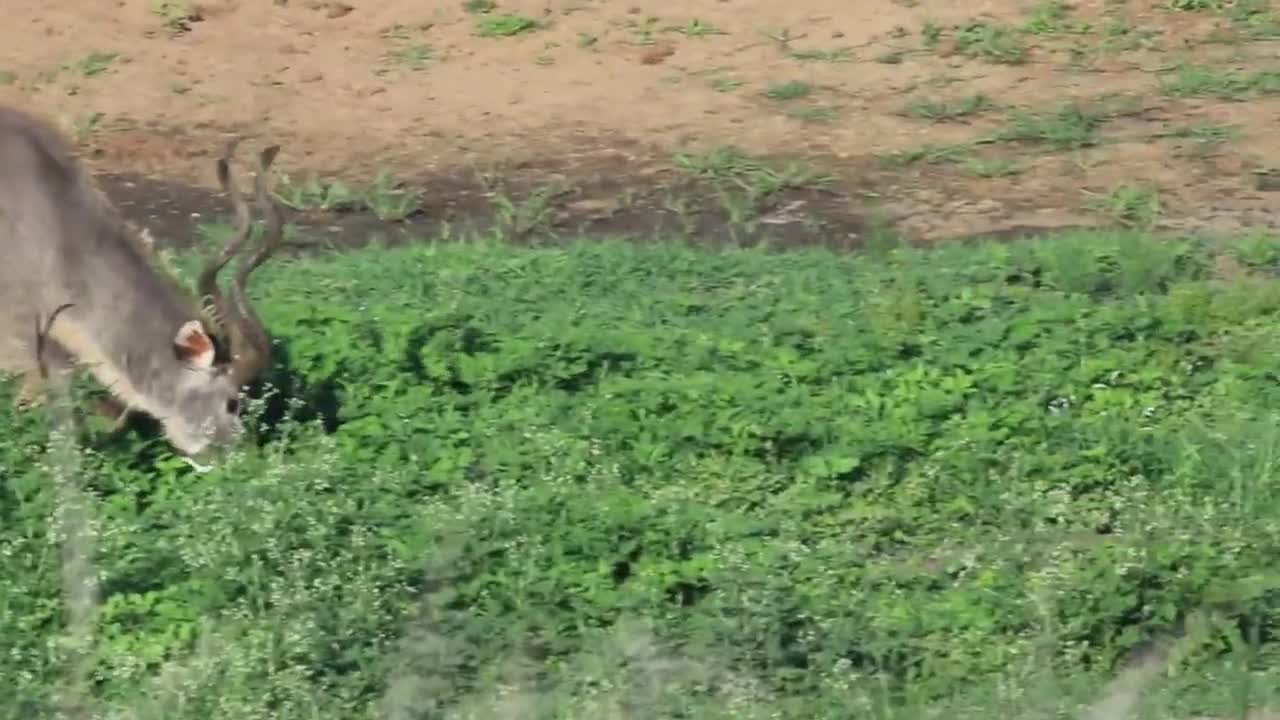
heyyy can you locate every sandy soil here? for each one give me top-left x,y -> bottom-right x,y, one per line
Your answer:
3,0 -> 1280,245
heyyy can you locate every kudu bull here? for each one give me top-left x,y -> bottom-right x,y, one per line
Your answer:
0,105 -> 285,462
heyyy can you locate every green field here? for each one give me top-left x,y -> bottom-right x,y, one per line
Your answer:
6,229 -> 1280,718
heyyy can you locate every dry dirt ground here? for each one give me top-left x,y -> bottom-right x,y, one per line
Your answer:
3,0 -> 1280,249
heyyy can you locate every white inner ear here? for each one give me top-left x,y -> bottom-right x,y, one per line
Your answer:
174,320 -> 215,369
175,319 -> 204,343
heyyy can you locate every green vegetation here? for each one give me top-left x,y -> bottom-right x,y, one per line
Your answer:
1085,183 -> 1164,229
673,19 -> 724,38
1223,0 -> 1280,38
763,80 -> 814,101
786,46 -> 854,63
672,144 -> 832,226
899,93 -> 996,122
272,170 -> 422,222
994,101 -> 1115,148
1024,0 -> 1091,34
952,21 -> 1029,63
383,43 -> 435,72
6,229 -> 1280,717
708,74 -> 743,92
785,105 -> 839,123
1156,120 -> 1243,147
884,98 -> 1142,172
1159,63 -> 1280,100
474,13 -> 540,38
150,0 -> 202,32
63,51 -> 119,78
1168,0 -> 1225,10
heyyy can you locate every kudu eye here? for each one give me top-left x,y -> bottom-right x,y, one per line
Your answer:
225,398 -> 240,414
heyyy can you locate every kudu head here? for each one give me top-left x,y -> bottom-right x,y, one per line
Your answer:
160,140 -> 284,460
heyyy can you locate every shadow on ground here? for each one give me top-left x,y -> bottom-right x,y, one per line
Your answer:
97,163 -> 1109,255
95,170 -> 872,254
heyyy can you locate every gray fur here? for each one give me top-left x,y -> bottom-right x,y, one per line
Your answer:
0,105 -> 282,460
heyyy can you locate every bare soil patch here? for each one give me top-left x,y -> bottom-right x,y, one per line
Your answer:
5,0 -> 1280,247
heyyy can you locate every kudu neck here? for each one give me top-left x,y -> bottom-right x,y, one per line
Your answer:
50,226 -> 200,415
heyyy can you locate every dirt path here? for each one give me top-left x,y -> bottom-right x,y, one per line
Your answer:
3,0 -> 1280,247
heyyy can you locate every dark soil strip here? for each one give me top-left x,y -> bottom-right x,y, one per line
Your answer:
94,169 -> 875,254
95,168 -> 1108,256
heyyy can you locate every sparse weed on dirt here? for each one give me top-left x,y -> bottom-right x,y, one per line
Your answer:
708,73 -> 743,92
490,180 -> 573,239
763,80 -> 815,101
786,105 -> 840,123
62,51 -> 118,78
673,18 -> 725,38
668,146 -> 836,238
880,141 -> 978,168
150,0 -> 202,32
673,145 -> 831,190
382,43 -> 435,71
920,19 -> 944,48
1099,17 -> 1161,52
1159,63 -> 1280,100
787,46 -> 855,62
1156,120 -> 1243,157
67,112 -> 103,144
273,173 -> 360,212
273,170 -> 421,221
899,93 -> 996,121
12,0 -> 1280,248
1169,0 -> 1225,10
474,13 -> 540,37
962,154 -> 1027,177
1012,95 -> 1139,142
1222,0 -> 1280,38
1252,165 -> 1280,191
880,141 -> 1026,177
364,171 -> 423,221
1085,183 -> 1164,229
885,98 -> 1133,173
995,102 -> 1113,148
951,20 -> 1029,63
1024,0 -> 1091,34
875,49 -> 907,64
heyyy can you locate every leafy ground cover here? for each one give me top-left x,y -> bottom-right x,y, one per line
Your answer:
6,228 -> 1280,718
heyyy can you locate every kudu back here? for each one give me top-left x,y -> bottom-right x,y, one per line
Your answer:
0,105 -> 285,461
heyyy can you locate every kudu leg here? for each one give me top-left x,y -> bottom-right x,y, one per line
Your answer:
15,346 -> 72,409
94,395 -> 132,434
21,328 -> 133,433
18,370 -> 134,432
13,370 -> 46,410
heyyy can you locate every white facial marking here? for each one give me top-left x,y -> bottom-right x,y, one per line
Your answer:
182,456 -> 213,473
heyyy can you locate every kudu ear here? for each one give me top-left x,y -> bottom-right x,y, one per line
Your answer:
173,320 -> 216,369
